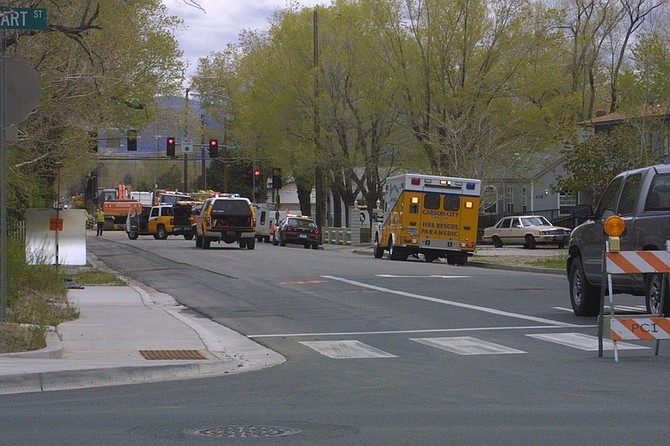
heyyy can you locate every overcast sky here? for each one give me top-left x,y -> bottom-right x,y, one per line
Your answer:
163,0 -> 326,79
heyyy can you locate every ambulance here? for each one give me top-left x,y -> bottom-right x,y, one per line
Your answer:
373,173 -> 481,264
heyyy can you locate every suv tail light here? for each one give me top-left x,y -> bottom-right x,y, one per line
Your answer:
287,225 -> 295,232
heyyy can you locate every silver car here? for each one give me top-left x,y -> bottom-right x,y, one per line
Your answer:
482,215 -> 571,249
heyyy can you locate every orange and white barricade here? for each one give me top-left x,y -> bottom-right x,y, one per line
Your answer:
599,246 -> 670,362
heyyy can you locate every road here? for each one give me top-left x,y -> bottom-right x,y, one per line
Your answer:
2,232 -> 670,445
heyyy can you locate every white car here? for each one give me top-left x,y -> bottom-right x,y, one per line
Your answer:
482,215 -> 570,249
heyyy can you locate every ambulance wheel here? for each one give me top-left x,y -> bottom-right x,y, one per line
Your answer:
195,235 -> 203,248
424,252 -> 440,263
203,237 -> 211,249
373,236 -> 384,259
446,252 -> 467,266
184,232 -> 194,240
127,230 -> 139,240
389,238 -> 407,261
247,239 -> 255,250
239,240 -> 247,249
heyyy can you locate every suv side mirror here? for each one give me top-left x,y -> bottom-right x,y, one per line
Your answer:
572,204 -> 593,226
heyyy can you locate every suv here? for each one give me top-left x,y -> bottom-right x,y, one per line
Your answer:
273,215 -> 320,249
567,163 -> 670,316
195,195 -> 256,249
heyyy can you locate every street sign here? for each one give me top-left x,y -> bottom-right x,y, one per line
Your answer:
3,57 -> 41,124
182,138 -> 192,153
0,8 -> 48,30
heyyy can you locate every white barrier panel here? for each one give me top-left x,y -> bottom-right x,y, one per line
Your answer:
611,317 -> 670,341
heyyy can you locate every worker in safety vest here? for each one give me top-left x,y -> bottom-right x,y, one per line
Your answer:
96,207 -> 105,236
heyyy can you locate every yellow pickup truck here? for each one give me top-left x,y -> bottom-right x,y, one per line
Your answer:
126,201 -> 200,240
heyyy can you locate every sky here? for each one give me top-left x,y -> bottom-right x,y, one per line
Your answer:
163,0 -> 326,80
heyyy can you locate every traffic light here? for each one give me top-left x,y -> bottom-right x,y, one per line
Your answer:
209,139 -> 218,158
254,169 -> 262,178
272,167 -> 282,189
166,137 -> 176,157
127,129 -> 137,151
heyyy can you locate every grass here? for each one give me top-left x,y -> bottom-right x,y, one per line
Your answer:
0,238 -> 123,354
473,253 -> 568,270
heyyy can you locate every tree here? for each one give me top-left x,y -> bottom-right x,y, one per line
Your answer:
556,127 -> 661,200
5,0 -> 184,217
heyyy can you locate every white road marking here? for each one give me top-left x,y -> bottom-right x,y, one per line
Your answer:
526,333 -> 648,351
412,336 -> 526,355
376,274 -> 470,279
323,275 -> 579,327
554,305 -> 646,313
299,340 -> 397,359
248,324 -> 595,339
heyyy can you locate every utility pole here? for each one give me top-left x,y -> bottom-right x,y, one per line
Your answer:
314,8 -> 325,236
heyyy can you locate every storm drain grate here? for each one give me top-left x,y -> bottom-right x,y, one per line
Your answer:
184,425 -> 302,438
139,349 -> 207,360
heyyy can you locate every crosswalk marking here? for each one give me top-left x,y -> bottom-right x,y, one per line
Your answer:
411,336 -> 526,355
526,333 -> 648,351
299,340 -> 397,359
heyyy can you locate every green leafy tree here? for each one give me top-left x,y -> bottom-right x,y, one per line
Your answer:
5,0 -> 184,218
556,127 -> 661,200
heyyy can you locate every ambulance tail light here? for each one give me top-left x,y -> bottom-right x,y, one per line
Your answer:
404,237 -> 417,244
461,241 -> 475,249
411,177 -> 421,185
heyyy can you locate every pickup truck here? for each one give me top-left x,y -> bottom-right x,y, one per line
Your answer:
126,201 -> 199,240
195,195 -> 256,249
567,163 -> 670,316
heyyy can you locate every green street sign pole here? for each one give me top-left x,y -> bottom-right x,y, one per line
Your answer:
1,8 -> 48,321
1,29 -> 7,322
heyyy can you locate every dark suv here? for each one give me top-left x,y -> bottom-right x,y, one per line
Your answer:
274,215 -> 320,249
567,163 -> 670,316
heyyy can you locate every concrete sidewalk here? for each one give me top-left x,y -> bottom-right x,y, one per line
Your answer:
0,285 -> 285,395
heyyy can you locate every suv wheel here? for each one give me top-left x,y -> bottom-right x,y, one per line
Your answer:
569,257 -> 600,316
645,273 -> 670,315
280,236 -> 286,246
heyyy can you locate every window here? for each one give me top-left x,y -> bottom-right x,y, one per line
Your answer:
424,193 -> 440,210
559,191 -> 576,216
618,174 -> 642,215
506,185 -> 514,213
595,176 -> 623,218
645,173 -> 670,211
443,195 -> 460,211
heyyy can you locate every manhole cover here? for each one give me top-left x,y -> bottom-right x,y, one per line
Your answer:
139,349 -> 206,360
184,425 -> 302,438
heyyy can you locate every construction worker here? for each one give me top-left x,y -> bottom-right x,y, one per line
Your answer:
96,207 -> 105,236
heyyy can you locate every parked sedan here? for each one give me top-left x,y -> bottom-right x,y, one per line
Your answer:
482,215 -> 571,249
273,215 -> 320,249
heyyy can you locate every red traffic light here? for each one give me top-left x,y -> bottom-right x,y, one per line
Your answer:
254,169 -> 262,177
166,137 -> 176,157
208,139 -> 218,157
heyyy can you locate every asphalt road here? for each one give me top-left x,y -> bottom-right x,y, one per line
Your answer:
2,232 -> 669,445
